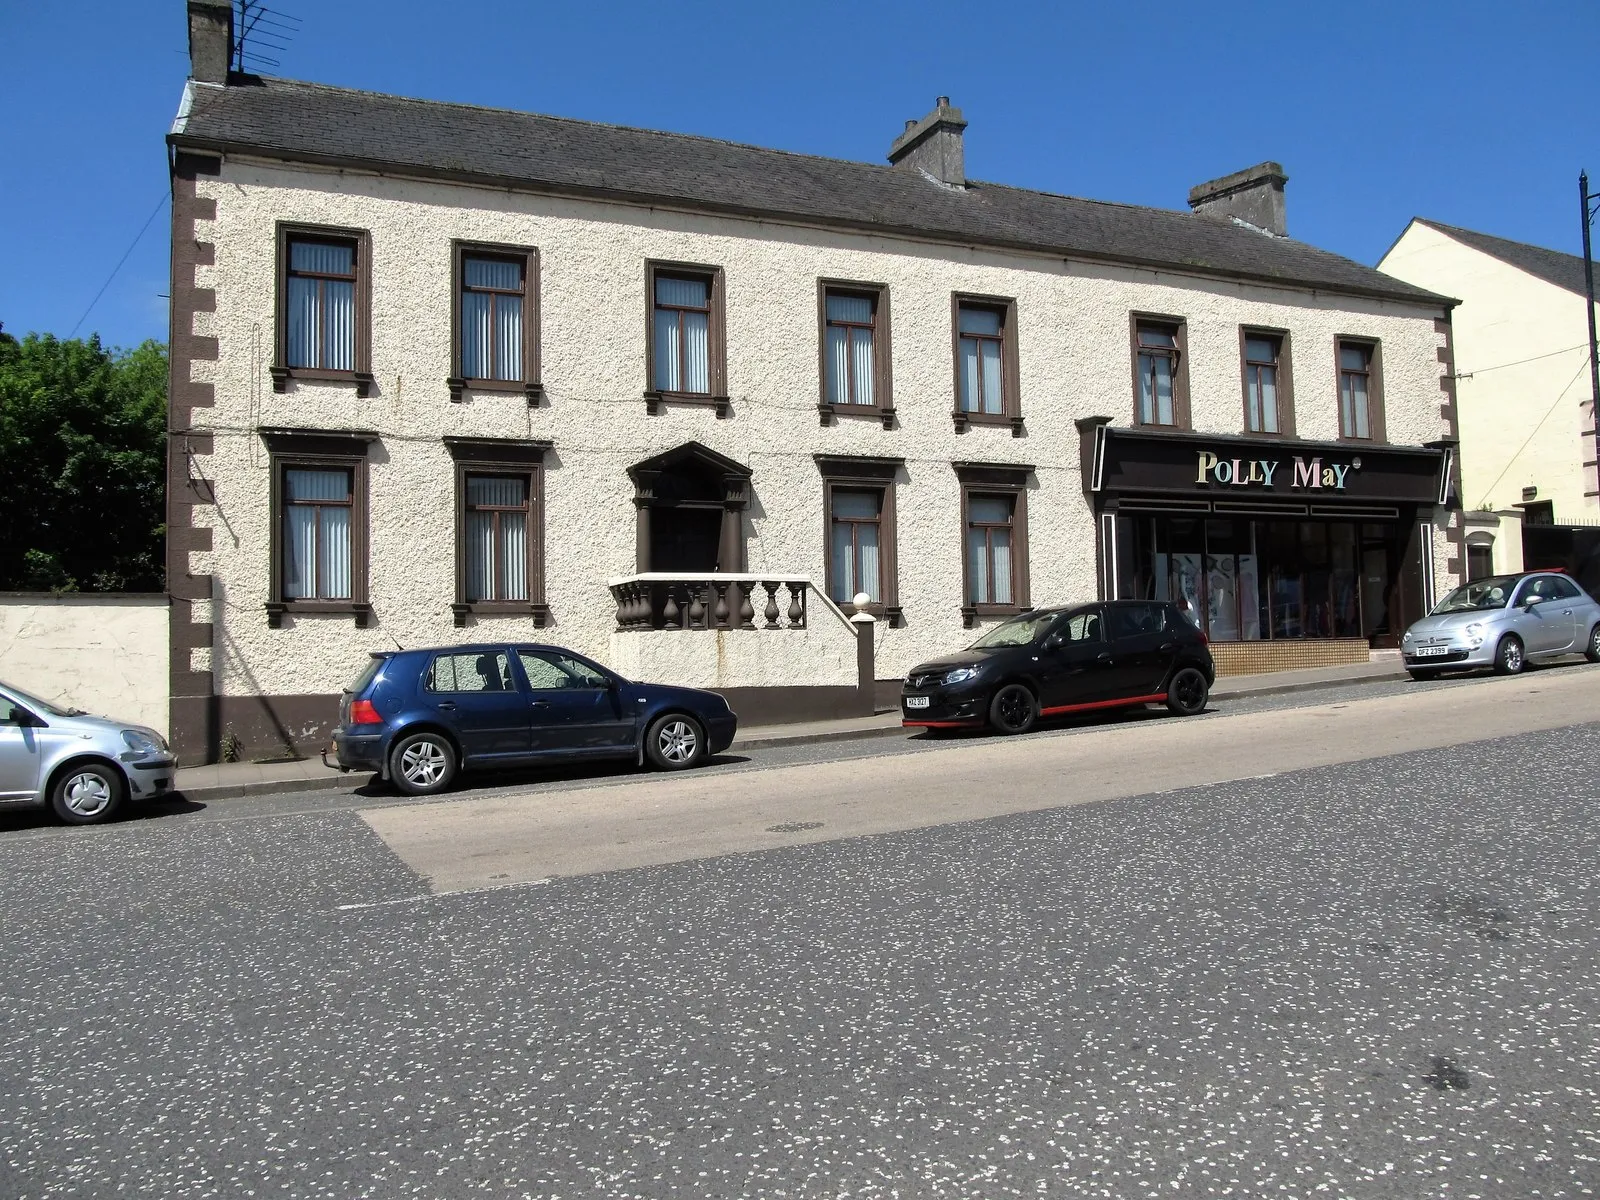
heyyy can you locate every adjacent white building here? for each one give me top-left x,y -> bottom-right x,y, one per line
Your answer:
1380,218 -> 1600,575
165,0 -> 1464,763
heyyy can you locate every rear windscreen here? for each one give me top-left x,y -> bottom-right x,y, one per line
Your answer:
344,656 -> 386,694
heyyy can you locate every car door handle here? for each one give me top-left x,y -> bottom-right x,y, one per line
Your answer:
530,700 -> 550,710
436,701 -> 456,711
1097,652 -> 1113,662
1159,641 -> 1177,653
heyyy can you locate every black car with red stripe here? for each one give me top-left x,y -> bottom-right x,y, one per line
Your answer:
901,601 -> 1215,735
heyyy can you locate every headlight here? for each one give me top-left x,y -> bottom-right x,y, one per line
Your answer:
1402,630 -> 1414,644
943,667 -> 981,685
1463,622 -> 1485,645
120,730 -> 164,756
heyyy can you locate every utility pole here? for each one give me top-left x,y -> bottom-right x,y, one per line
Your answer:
1581,172 -> 1600,498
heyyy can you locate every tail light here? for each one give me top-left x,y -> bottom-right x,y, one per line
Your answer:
349,699 -> 382,726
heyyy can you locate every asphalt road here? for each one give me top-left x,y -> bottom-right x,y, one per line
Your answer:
1,667 -> 1597,1197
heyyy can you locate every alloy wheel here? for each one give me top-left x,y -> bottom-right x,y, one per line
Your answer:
62,772 -> 112,818
1591,625 -> 1600,660
657,719 -> 699,764
991,685 -> 1036,734
400,740 -> 448,787
1170,669 -> 1207,715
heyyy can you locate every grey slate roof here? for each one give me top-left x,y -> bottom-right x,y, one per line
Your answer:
1416,218 -> 1593,300
173,76 -> 1449,308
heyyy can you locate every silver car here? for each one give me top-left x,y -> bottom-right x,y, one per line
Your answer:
0,680 -> 176,824
1402,571 -> 1600,679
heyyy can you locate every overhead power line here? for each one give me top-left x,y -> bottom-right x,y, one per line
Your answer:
68,190 -> 170,339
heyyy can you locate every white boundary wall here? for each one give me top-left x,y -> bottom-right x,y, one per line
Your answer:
0,595 -> 169,734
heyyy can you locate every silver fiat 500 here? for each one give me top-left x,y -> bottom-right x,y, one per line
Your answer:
0,680 -> 175,824
1401,571 -> 1600,679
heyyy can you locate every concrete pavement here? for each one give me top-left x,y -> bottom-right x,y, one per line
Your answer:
172,657 -> 1413,801
359,666 -> 1600,892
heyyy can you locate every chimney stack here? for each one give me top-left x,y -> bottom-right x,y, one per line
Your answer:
187,0 -> 234,85
1188,162 -> 1288,236
888,96 -> 967,188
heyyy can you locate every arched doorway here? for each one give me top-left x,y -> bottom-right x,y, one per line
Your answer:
628,442 -> 751,573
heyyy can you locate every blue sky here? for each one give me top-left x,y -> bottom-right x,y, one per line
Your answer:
2,0 -> 1596,350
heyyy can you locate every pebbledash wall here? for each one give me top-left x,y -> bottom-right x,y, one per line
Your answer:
168,156 -> 1462,762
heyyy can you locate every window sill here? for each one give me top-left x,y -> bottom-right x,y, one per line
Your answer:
447,377 -> 544,407
819,401 -> 896,430
265,600 -> 372,628
451,601 -> 551,628
961,603 -> 1022,629
270,366 -> 375,398
645,390 -> 731,418
953,411 -> 1025,437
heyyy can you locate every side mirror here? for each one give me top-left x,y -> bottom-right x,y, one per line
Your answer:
1523,594 -> 1543,609
1042,632 -> 1064,651
6,706 -> 35,727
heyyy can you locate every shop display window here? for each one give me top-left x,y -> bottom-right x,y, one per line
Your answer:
1122,514 -> 1386,643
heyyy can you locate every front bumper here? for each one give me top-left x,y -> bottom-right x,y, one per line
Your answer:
900,681 -> 989,727
1403,643 -> 1493,669
706,715 -> 738,754
126,755 -> 177,798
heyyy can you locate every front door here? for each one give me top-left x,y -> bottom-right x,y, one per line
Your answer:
0,704 -> 43,801
650,507 -> 723,572
516,650 -> 637,757
421,650 -> 531,764
1036,607 -> 1117,711
1512,577 -> 1574,654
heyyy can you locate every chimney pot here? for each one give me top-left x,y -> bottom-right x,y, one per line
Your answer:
905,118 -> 917,131
187,0 -> 234,85
1188,161 -> 1289,236
888,97 -> 968,188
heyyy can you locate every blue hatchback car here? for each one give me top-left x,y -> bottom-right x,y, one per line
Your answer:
331,643 -> 737,794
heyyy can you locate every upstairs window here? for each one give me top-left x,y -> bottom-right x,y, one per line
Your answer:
966,495 -> 1016,606
461,256 -> 524,382
652,270 -> 715,394
824,291 -> 878,408
285,237 -> 357,371
1339,340 -> 1375,439
1135,321 -> 1182,427
957,303 -> 1006,415
1244,333 -> 1283,434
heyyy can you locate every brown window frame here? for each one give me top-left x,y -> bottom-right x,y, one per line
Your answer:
260,427 -> 376,628
953,461 -> 1032,627
814,454 -> 903,626
448,241 -> 541,405
1336,337 -> 1386,442
1130,314 -> 1190,429
817,280 -> 894,429
445,437 -> 552,628
270,223 -> 374,397
1239,327 -> 1295,437
951,293 -> 1024,436
644,260 -> 729,417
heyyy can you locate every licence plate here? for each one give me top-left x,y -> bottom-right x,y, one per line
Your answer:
1413,645 -> 1450,657
905,696 -> 930,709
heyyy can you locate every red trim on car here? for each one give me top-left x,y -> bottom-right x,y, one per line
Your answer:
902,719 -> 981,728
1040,693 -> 1167,717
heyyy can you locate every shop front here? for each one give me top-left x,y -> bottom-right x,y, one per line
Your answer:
1077,420 -> 1454,674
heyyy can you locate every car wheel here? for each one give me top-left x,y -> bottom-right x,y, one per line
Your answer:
1493,634 -> 1525,676
1165,667 -> 1209,716
988,684 -> 1038,735
50,761 -> 124,825
390,731 -> 457,795
1587,624 -> 1600,664
1408,668 -> 1441,682
646,714 -> 705,770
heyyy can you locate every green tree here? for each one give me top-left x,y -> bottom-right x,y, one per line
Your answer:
0,330 -> 167,592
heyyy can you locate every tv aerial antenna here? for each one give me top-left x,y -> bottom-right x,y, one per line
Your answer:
232,1 -> 300,73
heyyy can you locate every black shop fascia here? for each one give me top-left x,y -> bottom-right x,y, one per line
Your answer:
1076,420 -> 1456,648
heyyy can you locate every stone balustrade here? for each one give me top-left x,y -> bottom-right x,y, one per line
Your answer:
609,573 -> 813,632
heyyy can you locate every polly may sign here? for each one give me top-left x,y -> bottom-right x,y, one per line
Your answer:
1195,450 -> 1359,490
